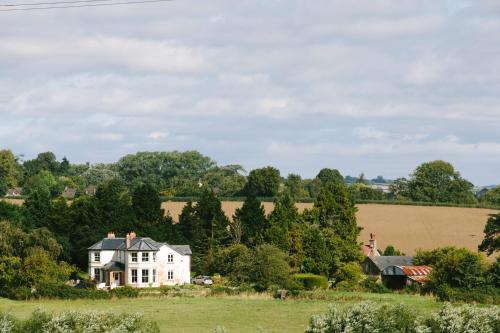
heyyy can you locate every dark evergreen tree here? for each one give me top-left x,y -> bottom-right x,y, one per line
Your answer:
234,194 -> 268,247
195,189 -> 230,249
24,188 -> 53,229
132,183 -> 164,224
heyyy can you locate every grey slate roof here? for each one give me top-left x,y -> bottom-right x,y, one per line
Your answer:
103,261 -> 125,271
170,245 -> 192,255
88,237 -> 191,256
366,256 -> 413,271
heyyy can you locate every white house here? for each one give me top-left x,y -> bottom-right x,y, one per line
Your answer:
88,232 -> 191,288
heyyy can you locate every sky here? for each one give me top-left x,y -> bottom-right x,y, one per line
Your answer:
1,0 -> 500,185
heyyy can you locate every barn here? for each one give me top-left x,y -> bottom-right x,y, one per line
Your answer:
381,265 -> 432,289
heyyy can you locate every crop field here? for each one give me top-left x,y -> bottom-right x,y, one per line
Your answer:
0,292 -> 439,333
162,201 -> 498,256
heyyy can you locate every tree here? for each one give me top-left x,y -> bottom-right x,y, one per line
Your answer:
480,186 -> 500,206
24,187 -> 53,229
201,165 -> 246,197
0,150 -> 20,194
415,247 -> 489,290
406,161 -> 476,204
81,165 -> 120,187
243,167 -> 281,196
23,151 -> 60,178
382,245 -> 404,256
23,170 -> 60,197
132,183 -> 164,224
478,213 -> 500,256
233,194 -> 268,247
249,244 -> 291,290
316,168 -> 344,185
285,174 -> 307,198
195,189 -> 230,249
21,248 -> 73,288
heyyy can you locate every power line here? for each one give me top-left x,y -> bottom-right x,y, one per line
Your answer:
0,0 -> 115,7
0,0 -> 173,11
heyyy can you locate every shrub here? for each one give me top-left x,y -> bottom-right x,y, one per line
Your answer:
292,274 -> 328,290
110,286 -> 139,298
433,284 -> 499,304
0,310 -> 159,333
306,302 -> 500,333
32,283 -> 110,300
360,277 -> 390,294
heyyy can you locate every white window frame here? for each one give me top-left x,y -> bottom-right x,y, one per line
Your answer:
94,252 -> 100,262
167,253 -> 174,263
142,269 -> 149,283
131,252 -> 138,262
131,269 -> 137,283
167,270 -> 173,280
142,252 -> 149,262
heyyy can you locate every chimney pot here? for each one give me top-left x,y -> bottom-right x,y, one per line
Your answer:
107,232 -> 115,239
130,231 -> 136,239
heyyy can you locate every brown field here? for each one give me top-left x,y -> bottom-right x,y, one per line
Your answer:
162,201 -> 498,256
3,198 -> 497,256
1,198 -> 24,205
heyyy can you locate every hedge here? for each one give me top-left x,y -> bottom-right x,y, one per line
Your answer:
292,274 -> 328,290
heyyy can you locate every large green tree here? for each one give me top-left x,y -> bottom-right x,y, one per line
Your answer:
406,160 -> 476,204
233,194 -> 268,247
243,167 -> 281,196
0,150 -> 20,194
479,213 -> 500,256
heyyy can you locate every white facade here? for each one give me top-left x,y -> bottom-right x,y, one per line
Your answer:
88,236 -> 191,288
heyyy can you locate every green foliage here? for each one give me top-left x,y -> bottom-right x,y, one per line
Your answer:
406,160 -> 476,204
382,245 -> 405,256
292,274 -> 328,290
479,186 -> 500,206
0,309 -> 159,332
285,174 -> 308,198
243,167 -> 281,196
333,262 -> 364,287
110,285 -> 140,298
21,248 -> 74,288
306,302 -> 500,333
478,213 -> 500,256
132,183 -> 164,224
34,283 -> 110,300
233,194 -> 267,247
23,170 -> 60,197
415,247 -> 489,290
201,165 -> 246,197
360,277 -> 390,293
0,150 -> 20,194
349,183 -> 385,201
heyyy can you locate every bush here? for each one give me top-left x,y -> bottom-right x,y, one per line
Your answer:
0,309 -> 160,333
433,284 -> 499,304
110,286 -> 139,298
305,301 -> 500,333
360,277 -> 390,294
31,283 -> 110,300
292,274 -> 328,290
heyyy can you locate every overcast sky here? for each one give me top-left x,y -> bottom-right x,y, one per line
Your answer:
2,0 -> 500,185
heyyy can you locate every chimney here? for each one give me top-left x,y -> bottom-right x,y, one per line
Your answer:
126,233 -> 131,249
129,231 -> 136,239
369,233 -> 377,254
107,232 -> 115,239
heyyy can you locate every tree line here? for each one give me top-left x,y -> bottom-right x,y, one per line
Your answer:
2,149 -> 500,205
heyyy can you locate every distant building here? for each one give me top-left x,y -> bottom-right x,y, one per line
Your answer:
362,256 -> 414,277
369,183 -> 391,194
381,265 -> 432,289
84,186 -> 97,196
61,187 -> 77,200
5,187 -> 23,197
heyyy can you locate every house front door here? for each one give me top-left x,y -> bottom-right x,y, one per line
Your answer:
113,272 -> 121,286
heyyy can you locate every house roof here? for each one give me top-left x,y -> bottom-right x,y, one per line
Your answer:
365,256 -> 414,271
87,236 -> 191,255
102,261 -> 125,271
6,187 -> 22,196
170,245 -> 192,255
400,265 -> 432,277
61,187 -> 77,199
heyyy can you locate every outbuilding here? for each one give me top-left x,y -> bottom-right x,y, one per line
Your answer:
381,265 -> 432,289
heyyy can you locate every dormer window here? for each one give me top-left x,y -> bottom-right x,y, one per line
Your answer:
131,252 -> 138,262
94,252 -> 100,262
142,252 -> 149,262
167,254 -> 174,263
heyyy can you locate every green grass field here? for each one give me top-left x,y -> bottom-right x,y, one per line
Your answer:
0,292 -> 440,332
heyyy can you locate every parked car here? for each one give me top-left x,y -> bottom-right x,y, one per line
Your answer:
192,276 -> 213,285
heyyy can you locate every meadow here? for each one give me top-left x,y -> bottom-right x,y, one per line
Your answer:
0,292 -> 440,333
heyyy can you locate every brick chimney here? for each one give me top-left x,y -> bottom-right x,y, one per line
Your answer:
369,233 -> 377,254
107,232 -> 115,239
130,231 -> 136,239
126,233 -> 131,249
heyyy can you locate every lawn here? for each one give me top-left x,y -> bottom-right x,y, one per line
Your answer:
0,292 -> 439,333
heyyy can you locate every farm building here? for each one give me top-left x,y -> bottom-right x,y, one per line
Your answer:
62,187 -> 77,200
361,233 -> 381,257
381,265 -> 432,289
84,186 -> 97,196
5,187 -> 23,197
88,232 -> 191,288
362,256 -> 414,277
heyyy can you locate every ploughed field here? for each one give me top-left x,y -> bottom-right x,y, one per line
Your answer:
3,198 -> 497,256
162,201 -> 498,256
0,292 -> 439,333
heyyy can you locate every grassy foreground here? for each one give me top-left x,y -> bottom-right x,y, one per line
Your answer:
0,292 -> 439,333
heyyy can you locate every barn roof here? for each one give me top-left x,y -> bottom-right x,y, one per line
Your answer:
366,256 -> 414,271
